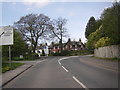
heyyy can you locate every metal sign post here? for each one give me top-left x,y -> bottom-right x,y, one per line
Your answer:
9,46 -> 11,68
0,26 -> 13,68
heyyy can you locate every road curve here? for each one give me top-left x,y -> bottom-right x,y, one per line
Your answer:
60,56 -> 118,88
3,56 -> 118,89
3,57 -> 82,88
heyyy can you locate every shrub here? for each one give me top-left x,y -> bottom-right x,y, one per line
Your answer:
60,50 -> 71,56
95,37 -> 110,48
51,52 -> 60,56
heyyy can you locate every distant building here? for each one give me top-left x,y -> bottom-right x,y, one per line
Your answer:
49,42 -> 61,54
36,43 -> 49,56
49,38 -> 86,54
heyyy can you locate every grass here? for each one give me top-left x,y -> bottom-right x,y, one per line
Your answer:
91,56 -> 120,61
2,63 -> 24,73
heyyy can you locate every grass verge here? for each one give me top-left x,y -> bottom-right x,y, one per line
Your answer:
2,63 -> 24,73
92,56 -> 120,61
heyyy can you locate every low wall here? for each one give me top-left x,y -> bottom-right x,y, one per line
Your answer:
94,45 -> 120,58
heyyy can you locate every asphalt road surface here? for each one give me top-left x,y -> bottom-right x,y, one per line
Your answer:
3,56 -> 118,89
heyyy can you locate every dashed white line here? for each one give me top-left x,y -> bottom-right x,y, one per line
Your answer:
72,76 -> 88,90
58,57 -> 88,89
62,66 -> 69,72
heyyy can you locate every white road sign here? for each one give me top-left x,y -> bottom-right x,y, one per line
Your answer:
0,26 -> 13,45
44,46 -> 49,55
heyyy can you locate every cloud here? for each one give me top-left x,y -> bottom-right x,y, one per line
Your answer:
22,0 -> 51,8
68,12 -> 76,17
26,7 -> 31,11
57,7 -> 65,13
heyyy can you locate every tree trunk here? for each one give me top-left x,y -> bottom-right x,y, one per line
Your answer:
60,39 -> 63,51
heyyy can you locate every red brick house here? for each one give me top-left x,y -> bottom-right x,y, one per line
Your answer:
49,38 -> 86,53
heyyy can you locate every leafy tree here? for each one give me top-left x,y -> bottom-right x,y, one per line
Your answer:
14,14 -> 51,53
11,30 -> 28,57
85,16 -> 96,39
86,2 -> 120,50
86,25 -> 103,50
95,19 -> 102,31
101,2 -> 120,45
51,17 -> 68,51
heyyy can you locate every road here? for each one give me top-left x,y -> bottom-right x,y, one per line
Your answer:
3,56 -> 118,89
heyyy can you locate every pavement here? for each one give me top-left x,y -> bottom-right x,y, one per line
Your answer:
1,59 -> 47,88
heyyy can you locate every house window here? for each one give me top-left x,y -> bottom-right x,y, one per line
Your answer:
55,46 -> 58,49
66,45 -> 67,48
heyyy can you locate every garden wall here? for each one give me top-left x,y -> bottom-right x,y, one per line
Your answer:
94,45 -> 120,58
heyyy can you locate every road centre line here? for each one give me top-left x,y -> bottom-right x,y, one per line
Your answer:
72,76 -> 89,90
58,57 -> 88,89
62,66 -> 69,72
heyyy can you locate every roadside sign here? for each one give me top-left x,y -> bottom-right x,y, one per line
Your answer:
44,46 -> 49,56
0,26 -> 13,45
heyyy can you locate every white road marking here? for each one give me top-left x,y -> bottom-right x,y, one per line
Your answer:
62,66 -> 69,72
72,76 -> 88,90
58,57 -> 88,89
58,61 -> 61,65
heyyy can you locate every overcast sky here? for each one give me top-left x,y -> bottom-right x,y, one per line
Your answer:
0,0 -> 113,44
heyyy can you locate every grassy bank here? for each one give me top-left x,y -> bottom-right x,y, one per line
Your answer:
92,56 -> 120,61
2,63 -> 24,73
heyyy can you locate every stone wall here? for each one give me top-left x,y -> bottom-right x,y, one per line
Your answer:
94,45 -> 120,58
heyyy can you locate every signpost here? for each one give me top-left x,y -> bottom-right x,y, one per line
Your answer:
44,45 -> 49,56
0,26 -> 13,67
0,26 -> 13,45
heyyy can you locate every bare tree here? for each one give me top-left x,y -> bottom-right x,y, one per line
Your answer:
51,17 -> 68,51
14,14 -> 51,53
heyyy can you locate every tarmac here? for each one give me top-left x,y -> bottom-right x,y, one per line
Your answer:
1,59 -> 47,88
1,55 -> 119,89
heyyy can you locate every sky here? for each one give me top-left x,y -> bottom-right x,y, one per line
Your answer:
0,0 -> 113,44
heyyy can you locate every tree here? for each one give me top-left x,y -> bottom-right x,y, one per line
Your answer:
86,2 -> 120,51
51,17 -> 68,51
86,25 -> 102,51
14,14 -> 51,53
101,2 -> 120,45
11,30 -> 28,57
85,16 -> 96,39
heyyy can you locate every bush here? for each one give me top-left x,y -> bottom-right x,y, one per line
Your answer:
51,50 -> 71,56
60,50 -> 71,56
95,37 -> 110,48
51,52 -> 60,56
24,53 -> 39,60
